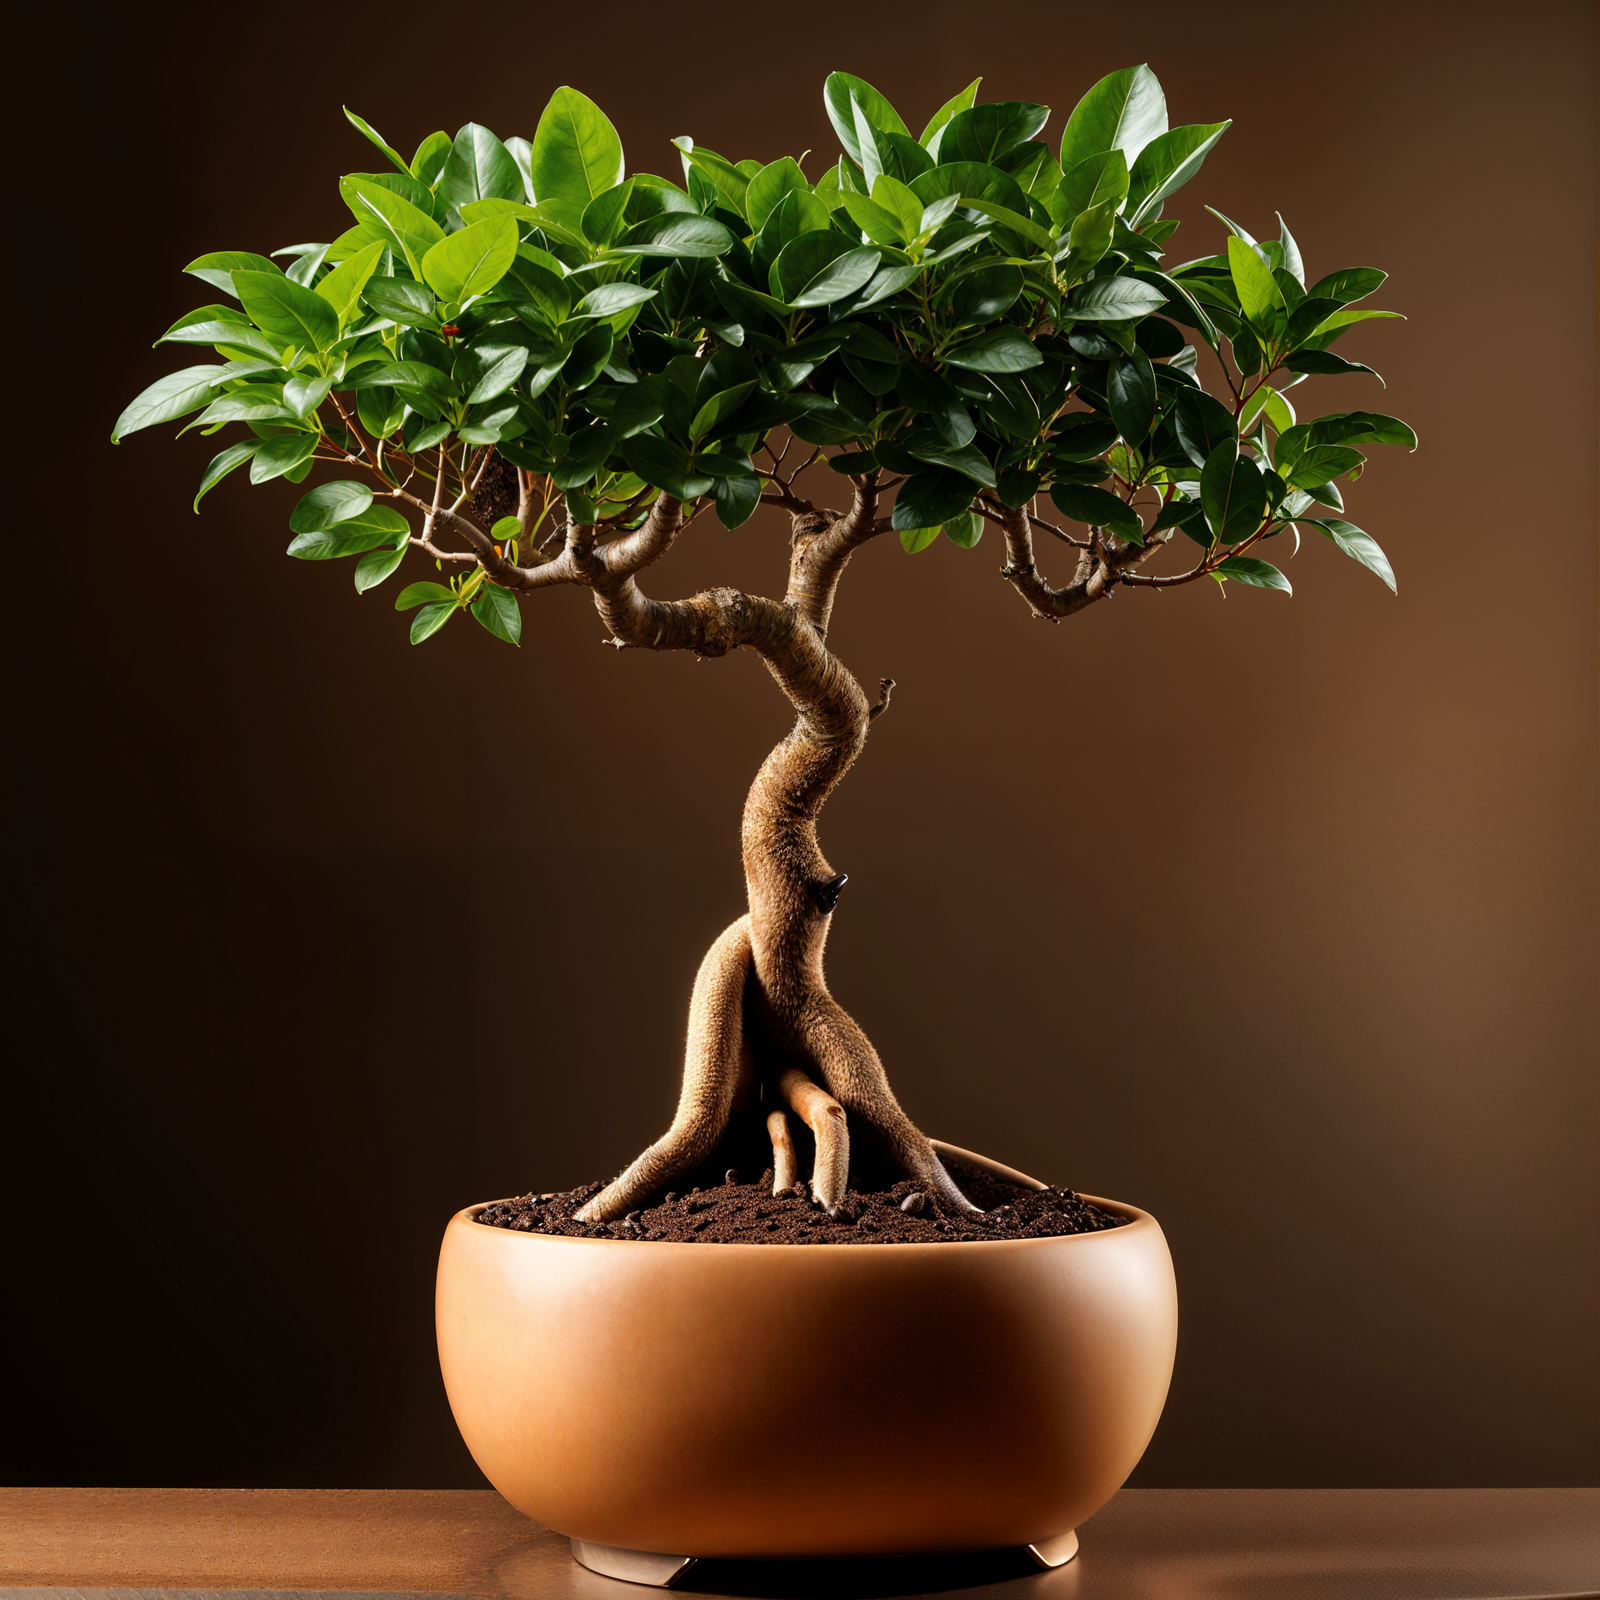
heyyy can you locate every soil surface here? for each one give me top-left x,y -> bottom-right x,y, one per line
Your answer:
476,1160 -> 1127,1246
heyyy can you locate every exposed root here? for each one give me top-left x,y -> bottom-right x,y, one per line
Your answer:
766,1108 -> 797,1193
776,1065 -> 850,1215
575,916 -> 753,1223
571,500 -> 979,1223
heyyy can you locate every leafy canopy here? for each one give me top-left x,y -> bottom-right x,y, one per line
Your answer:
116,68 -> 1413,645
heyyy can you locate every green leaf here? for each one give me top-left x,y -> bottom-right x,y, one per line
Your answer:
395,580 -> 456,611
1284,349 -> 1383,381
1276,213 -> 1305,288
185,250 -> 281,297
1174,388 -> 1238,467
249,431 -> 320,484
1215,555 -> 1290,593
470,584 -> 521,644
1200,441 -> 1268,542
899,524 -> 942,553
1227,236 -> 1284,330
467,347 -> 528,404
440,123 -> 524,214
1284,444 -> 1365,490
901,431 -> 995,488
612,213 -> 735,258
824,72 -> 910,167
771,235 -> 880,306
288,505 -> 408,560
944,509 -> 983,548
690,381 -> 757,441
1066,275 -> 1167,321
746,156 -> 810,231
411,130 -> 453,187
1127,121 -> 1230,224
193,441 -> 261,509
714,470 -> 762,530
1306,267 -> 1386,306
232,270 -> 339,352
421,215 -> 519,302
186,388 -> 297,430
315,239 -> 385,326
282,374 -> 332,418
1059,64 -> 1168,173
1304,306 -> 1404,346
621,433 -> 715,500
1303,517 -> 1396,593
346,359 -> 456,397
410,602 -> 456,643
1050,150 -> 1129,230
919,78 -> 981,146
1309,411 -> 1417,450
1107,350 -> 1158,444
342,177 -> 444,277
531,86 -> 625,213
343,108 -> 410,175
939,102 -> 1050,166
111,364 -> 225,441
892,469 -> 978,529
361,275 -> 440,329
838,188 -> 905,246
955,196 -> 1057,254
1049,482 -> 1143,542
572,283 -> 657,319
354,546 -> 406,592
943,327 -> 1041,373
289,479 -> 374,532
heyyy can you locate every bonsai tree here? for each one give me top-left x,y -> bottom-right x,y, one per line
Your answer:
115,66 -> 1411,1224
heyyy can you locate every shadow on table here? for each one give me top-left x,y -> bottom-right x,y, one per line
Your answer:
676,1547 -> 1053,1598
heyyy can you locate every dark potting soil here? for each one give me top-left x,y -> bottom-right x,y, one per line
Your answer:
476,1160 -> 1127,1246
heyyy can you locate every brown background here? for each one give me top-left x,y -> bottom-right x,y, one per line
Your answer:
10,0 -> 1596,1491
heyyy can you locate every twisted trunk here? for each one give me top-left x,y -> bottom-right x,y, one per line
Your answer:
574,493 -> 975,1222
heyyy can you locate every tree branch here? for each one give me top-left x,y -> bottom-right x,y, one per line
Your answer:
783,477 -> 884,638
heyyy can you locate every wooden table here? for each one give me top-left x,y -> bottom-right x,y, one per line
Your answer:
2,1488 -> 1595,1599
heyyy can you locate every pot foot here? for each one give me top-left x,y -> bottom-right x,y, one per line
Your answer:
1025,1529 -> 1079,1568
569,1537 -> 699,1587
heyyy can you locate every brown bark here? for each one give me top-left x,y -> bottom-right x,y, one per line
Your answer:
572,488 -> 977,1222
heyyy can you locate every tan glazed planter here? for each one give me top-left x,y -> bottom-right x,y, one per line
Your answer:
436,1145 -> 1177,1578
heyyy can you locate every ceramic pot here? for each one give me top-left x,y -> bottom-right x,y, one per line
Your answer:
435,1144 -> 1176,1566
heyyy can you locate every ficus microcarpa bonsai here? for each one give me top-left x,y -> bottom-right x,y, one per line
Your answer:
115,65 -> 1413,1223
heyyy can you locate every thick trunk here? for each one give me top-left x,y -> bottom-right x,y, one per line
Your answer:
574,498 -> 975,1222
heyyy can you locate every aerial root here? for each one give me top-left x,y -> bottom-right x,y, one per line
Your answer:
766,1108 -> 797,1193
777,1064 -> 850,1215
573,915 -> 752,1224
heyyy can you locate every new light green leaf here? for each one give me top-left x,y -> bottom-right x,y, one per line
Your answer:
315,239 -> 385,325
111,365 -> 226,442
470,584 -> 521,644
918,77 -> 980,147
343,177 -> 444,277
233,270 -> 340,351
343,108 -> 410,175
1227,236 -> 1284,329
838,188 -> 905,246
421,215 -> 519,302
531,87 -> 625,211
193,440 -> 261,508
